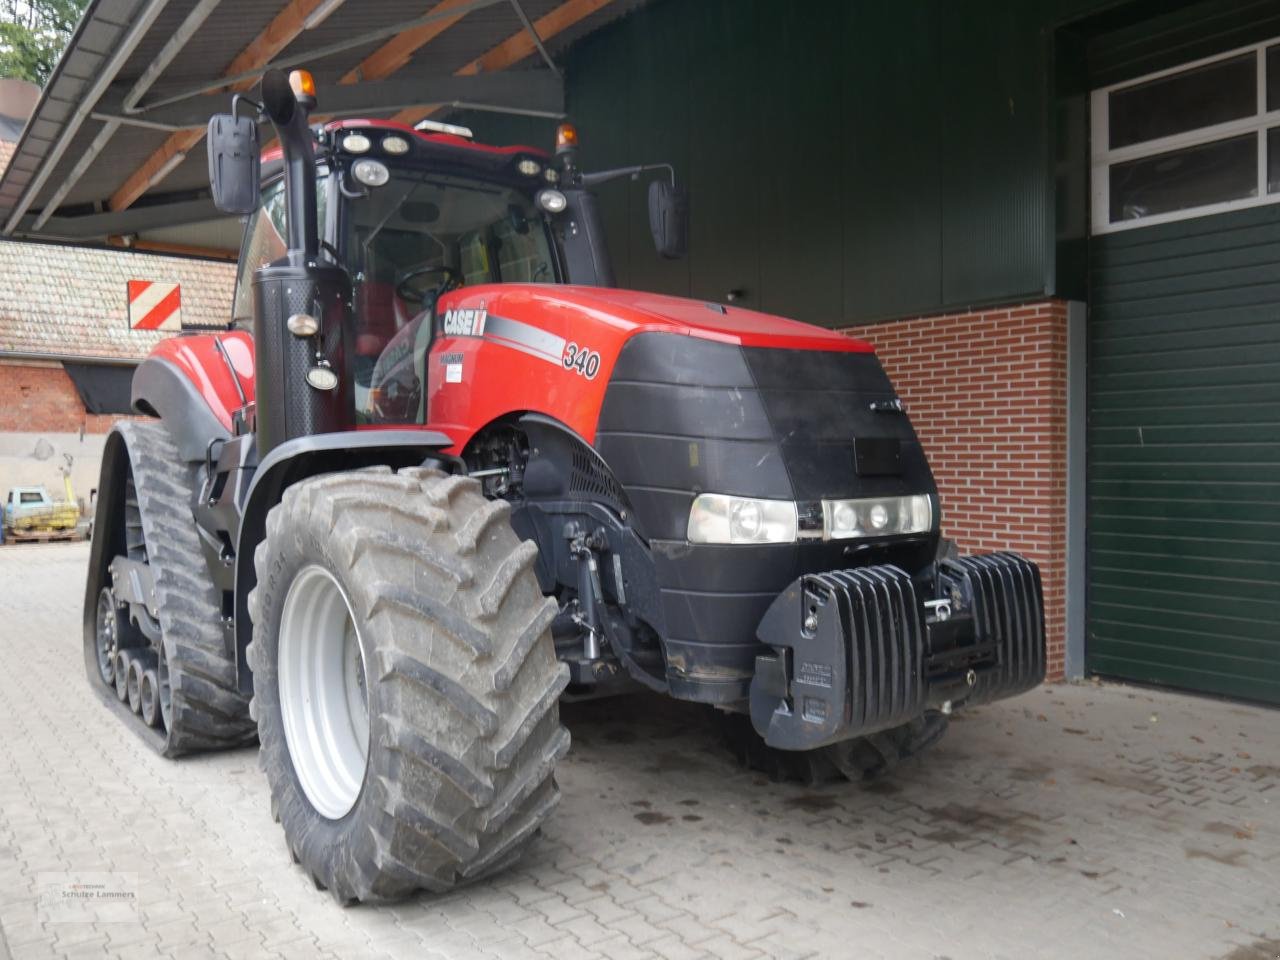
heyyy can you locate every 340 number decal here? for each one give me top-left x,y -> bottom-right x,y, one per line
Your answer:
562,342 -> 601,379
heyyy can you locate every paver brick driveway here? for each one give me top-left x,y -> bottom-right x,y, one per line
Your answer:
0,543 -> 1276,959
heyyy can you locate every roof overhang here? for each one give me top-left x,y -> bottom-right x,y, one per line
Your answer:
0,0 -> 641,257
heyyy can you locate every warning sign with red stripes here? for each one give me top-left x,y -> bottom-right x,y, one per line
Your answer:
127,280 -> 182,331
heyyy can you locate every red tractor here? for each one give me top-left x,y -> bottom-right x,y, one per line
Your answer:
84,69 -> 1045,902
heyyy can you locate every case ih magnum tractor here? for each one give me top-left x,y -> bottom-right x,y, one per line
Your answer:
84,69 -> 1045,902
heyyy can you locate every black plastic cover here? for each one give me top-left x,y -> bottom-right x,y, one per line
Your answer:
595,332 -> 940,703
63,362 -> 134,415
648,179 -> 689,259
252,263 -> 354,454
207,113 -> 260,216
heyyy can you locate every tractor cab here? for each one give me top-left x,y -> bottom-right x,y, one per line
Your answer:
212,70 -> 686,439
234,117 -> 565,424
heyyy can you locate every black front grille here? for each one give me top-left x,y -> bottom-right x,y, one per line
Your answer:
570,446 -> 627,504
741,346 -> 930,502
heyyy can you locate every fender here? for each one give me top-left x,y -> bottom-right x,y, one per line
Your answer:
81,427 -> 133,682
131,357 -> 231,461
231,429 -> 454,692
131,331 -> 255,461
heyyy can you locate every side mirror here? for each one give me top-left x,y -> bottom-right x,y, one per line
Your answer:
648,179 -> 688,259
207,112 -> 260,216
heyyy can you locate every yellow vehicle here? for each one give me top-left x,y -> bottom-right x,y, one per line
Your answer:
3,483 -> 81,541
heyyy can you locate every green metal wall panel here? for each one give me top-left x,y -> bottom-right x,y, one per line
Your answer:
1087,0 -> 1280,87
557,0 -> 1061,326
842,2 -> 942,321
464,0 -> 1280,326
1086,204 -> 1280,704
684,0 -> 764,309
939,2 -> 1051,304
759,0 -> 845,322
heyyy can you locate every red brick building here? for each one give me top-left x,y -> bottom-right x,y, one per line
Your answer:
847,303 -> 1073,680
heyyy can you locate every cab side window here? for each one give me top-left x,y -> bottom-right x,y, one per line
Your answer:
231,183 -> 288,323
493,214 -> 552,283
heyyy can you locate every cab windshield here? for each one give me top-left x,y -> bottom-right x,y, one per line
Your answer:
342,170 -> 557,424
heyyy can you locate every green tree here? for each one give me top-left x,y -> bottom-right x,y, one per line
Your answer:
0,0 -> 90,86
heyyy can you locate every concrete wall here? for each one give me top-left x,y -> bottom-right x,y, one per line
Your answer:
0,361 -> 123,513
0,432 -> 106,512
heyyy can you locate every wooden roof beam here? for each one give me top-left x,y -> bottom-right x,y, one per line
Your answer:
393,0 -> 615,127
107,235 -> 239,261
458,0 -> 613,76
339,0 -> 477,84
109,0 -> 331,213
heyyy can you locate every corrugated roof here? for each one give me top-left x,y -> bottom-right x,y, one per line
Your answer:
0,141 -> 13,179
0,239 -> 234,361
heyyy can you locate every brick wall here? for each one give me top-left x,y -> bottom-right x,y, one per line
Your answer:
0,362 -> 120,434
845,301 -> 1069,680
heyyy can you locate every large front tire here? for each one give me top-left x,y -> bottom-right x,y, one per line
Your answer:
247,467 -> 569,902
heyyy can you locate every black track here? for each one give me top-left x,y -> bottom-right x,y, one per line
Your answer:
98,421 -> 256,756
723,712 -> 949,785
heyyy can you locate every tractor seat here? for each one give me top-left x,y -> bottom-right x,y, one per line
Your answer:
355,281 -> 415,357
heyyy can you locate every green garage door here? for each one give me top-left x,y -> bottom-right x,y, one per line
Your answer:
1088,204 -> 1280,704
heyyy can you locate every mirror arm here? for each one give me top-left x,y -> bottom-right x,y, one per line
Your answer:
577,163 -> 676,188
337,169 -> 368,200
231,94 -> 263,121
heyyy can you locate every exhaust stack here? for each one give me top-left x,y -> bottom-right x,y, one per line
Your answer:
252,69 -> 354,454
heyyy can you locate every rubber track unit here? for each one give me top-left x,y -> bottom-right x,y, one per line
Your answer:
723,711 -> 949,785
247,467 -> 570,903
113,420 -> 256,756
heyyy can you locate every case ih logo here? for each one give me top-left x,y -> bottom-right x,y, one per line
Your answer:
441,307 -> 487,337
127,280 -> 182,331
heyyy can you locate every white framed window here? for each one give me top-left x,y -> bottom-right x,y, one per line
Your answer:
1091,37 -> 1280,233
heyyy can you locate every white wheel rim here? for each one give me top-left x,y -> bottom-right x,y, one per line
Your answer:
278,564 -> 370,820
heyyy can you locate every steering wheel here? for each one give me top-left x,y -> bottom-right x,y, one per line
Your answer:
395,265 -> 461,306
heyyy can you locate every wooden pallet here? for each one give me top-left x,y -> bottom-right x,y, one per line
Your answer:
3,528 -> 81,544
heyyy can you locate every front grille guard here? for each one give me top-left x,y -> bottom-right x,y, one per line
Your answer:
750,552 -> 1045,751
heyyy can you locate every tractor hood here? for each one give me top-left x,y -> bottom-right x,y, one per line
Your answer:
447,284 -> 876,354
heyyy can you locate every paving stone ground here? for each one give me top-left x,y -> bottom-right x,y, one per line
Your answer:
0,542 -> 1277,960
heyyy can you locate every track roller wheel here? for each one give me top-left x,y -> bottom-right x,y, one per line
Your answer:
247,466 -> 569,902
94,586 -> 144,687
140,668 -> 162,728
93,588 -> 117,686
127,650 -> 157,716
114,651 -> 131,703
127,659 -> 144,714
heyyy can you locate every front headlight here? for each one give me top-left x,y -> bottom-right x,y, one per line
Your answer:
823,494 -> 932,539
687,493 -> 799,545
687,492 -> 932,544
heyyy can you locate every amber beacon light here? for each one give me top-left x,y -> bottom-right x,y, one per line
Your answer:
289,69 -> 317,103
555,122 -> 578,150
